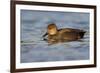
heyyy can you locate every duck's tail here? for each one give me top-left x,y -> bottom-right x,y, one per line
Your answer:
79,31 -> 86,38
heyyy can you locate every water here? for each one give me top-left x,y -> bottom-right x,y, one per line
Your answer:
21,10 -> 90,63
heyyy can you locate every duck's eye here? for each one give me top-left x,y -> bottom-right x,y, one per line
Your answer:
48,27 -> 52,29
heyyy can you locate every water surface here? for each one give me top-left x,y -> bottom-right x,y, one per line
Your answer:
21,10 -> 90,63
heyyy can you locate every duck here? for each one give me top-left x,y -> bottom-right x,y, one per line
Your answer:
43,23 -> 86,44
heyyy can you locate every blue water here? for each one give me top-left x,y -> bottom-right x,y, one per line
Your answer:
21,10 -> 90,63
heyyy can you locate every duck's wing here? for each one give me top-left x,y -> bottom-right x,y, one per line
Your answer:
58,28 -> 86,38
58,28 -> 86,33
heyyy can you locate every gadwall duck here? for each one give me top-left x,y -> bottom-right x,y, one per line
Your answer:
43,23 -> 86,44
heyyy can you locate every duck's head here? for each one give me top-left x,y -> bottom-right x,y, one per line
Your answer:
47,23 -> 58,35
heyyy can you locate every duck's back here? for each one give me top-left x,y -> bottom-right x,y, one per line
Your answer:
58,28 -> 86,41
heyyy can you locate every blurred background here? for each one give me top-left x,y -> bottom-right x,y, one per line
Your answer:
20,10 -> 90,63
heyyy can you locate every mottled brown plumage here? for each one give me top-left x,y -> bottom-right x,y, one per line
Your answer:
43,23 -> 86,44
